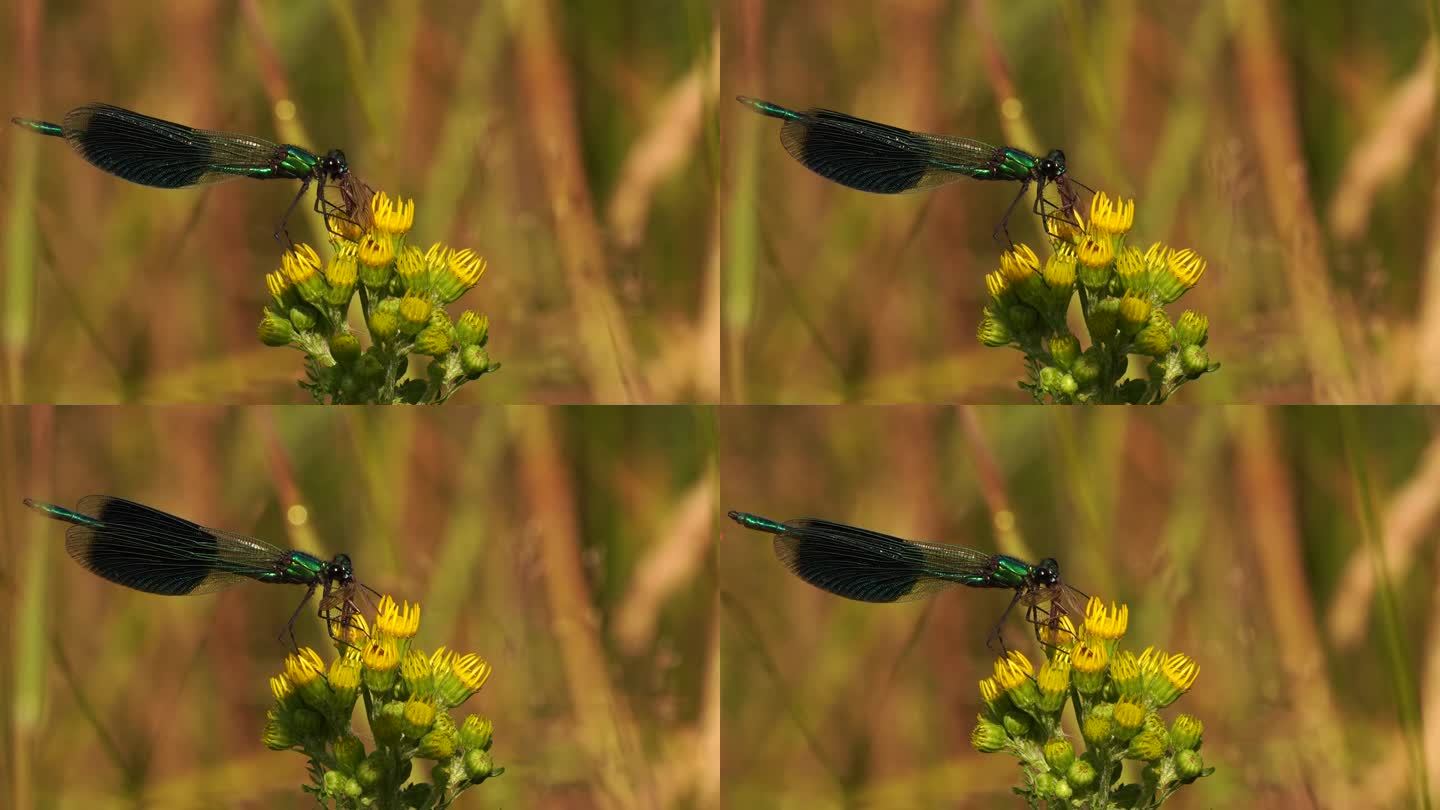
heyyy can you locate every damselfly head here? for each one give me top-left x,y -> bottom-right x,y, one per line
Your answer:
326,553 -> 355,585
1039,149 -> 1067,179
1033,557 -> 1060,587
320,149 -> 349,179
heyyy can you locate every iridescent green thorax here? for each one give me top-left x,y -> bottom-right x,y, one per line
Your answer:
277,146 -> 321,178
956,553 -> 1036,585
976,148 -> 1039,183
258,550 -> 328,585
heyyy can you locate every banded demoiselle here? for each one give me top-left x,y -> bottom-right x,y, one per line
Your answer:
25,496 -> 370,646
728,511 -> 1085,651
737,96 -> 1088,242
11,103 -> 370,239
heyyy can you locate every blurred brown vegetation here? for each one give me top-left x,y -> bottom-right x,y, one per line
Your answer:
2,0 -> 717,404
720,405 -> 1440,807
724,0 -> 1440,403
0,405 -> 717,808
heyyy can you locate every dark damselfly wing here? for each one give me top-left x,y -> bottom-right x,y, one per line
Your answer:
778,108 -> 1011,194
61,496 -> 287,595
61,103 -> 289,189
769,518 -> 1000,603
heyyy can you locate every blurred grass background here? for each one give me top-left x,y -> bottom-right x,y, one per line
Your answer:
720,405 -> 1440,807
0,405 -> 717,808
724,0 -> 1440,403
1,0 -> 718,404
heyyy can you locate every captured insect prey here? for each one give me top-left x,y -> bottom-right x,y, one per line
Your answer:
25,496 -> 372,647
737,96 -> 1089,243
11,102 -> 371,240
728,510 -> 1086,652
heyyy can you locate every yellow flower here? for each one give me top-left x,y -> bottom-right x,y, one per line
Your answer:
1046,209 -> 1085,243
985,269 -> 1010,300
1071,640 -> 1109,694
1042,252 -> 1077,290
1038,613 -> 1077,649
1114,246 -> 1146,290
376,595 -> 422,640
978,675 -> 1004,706
1112,699 -> 1146,738
1083,598 -> 1129,643
1154,247 -> 1207,303
1109,650 -> 1142,697
395,245 -> 427,288
362,636 -> 400,693
1089,191 -> 1135,237
398,295 -> 433,334
999,244 -> 1040,283
1036,658 -> 1071,713
371,191 -> 416,236
1153,652 -> 1199,706
324,252 -> 358,306
357,233 -> 395,269
328,655 -> 362,711
1118,293 -> 1152,332
401,650 -> 434,696
992,650 -> 1034,690
266,270 -> 292,303
269,673 -> 295,706
285,647 -> 326,686
403,697 -> 437,737
1075,235 -> 1114,269
282,243 -> 328,305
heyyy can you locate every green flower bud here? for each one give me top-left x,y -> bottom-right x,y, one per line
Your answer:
1175,748 -> 1205,780
417,725 -> 458,760
1126,729 -> 1168,761
1038,366 -> 1066,394
1002,711 -> 1031,738
1175,310 -> 1208,346
1082,713 -> 1113,747
455,311 -> 490,347
459,714 -> 495,751
464,748 -> 495,782
1051,778 -> 1073,800
461,344 -> 492,378
368,309 -> 400,342
1088,297 -> 1120,340
1043,738 -> 1075,772
1071,351 -> 1101,386
1032,773 -> 1059,798
262,710 -> 295,750
1007,304 -> 1039,332
373,701 -> 406,746
329,333 -> 362,365
1181,344 -> 1210,376
259,311 -> 296,346
1133,307 -> 1174,357
1067,758 -> 1096,789
335,734 -> 365,772
1058,373 -> 1078,396
1170,714 -> 1204,751
356,751 -> 388,788
971,718 -> 1007,753
322,770 -> 347,797
289,305 -> 318,332
977,311 -> 1013,347
415,324 -> 455,357
1049,334 -> 1080,369
340,776 -> 362,799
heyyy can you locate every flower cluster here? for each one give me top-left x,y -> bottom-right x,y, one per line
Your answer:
264,596 -> 503,808
971,598 -> 1211,806
977,193 -> 1218,403
259,192 -> 500,403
